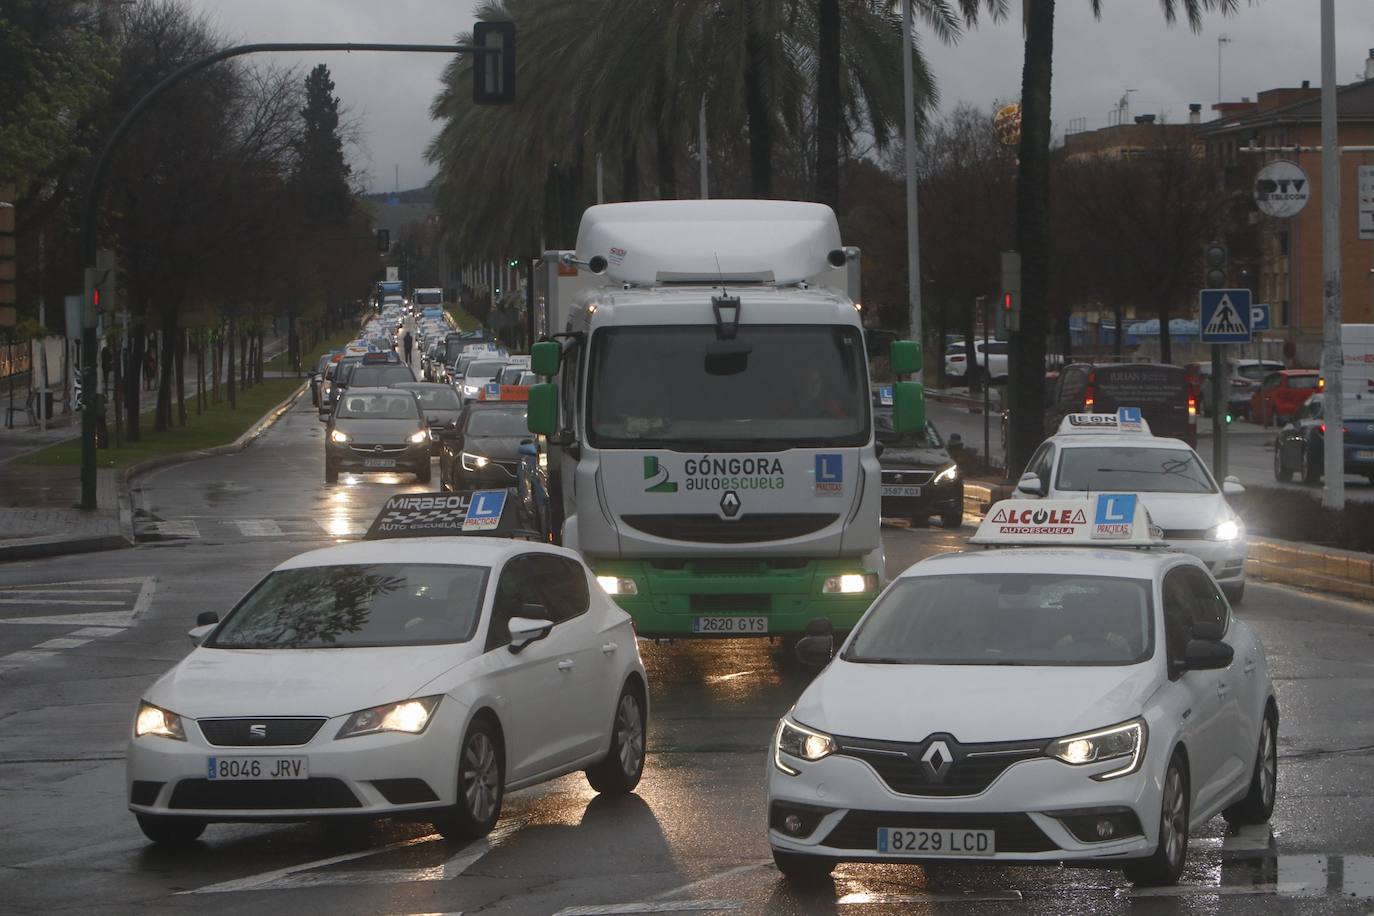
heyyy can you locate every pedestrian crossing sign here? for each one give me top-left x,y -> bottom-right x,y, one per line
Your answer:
1199,289 -> 1252,344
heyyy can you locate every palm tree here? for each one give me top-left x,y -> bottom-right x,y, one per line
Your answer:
1005,0 -> 1241,476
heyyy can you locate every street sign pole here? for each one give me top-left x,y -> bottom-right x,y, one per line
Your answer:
1319,0 -> 1344,509
1211,344 -> 1226,478
1199,287 -> 1253,482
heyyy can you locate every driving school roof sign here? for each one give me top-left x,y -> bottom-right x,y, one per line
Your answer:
971,495 -> 1163,547
364,489 -> 516,539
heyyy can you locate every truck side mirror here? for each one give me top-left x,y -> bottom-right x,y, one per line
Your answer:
531,340 -> 561,377
528,383 -> 558,436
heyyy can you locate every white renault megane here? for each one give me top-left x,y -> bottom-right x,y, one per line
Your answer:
768,495 -> 1276,886
127,535 -> 648,846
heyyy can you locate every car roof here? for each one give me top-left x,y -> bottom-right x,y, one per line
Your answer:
899,546 -> 1181,581
274,536 -> 577,571
1049,433 -> 1192,450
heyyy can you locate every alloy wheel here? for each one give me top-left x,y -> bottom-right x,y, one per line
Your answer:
616,693 -> 645,777
1259,717 -> 1277,810
1161,766 -> 1186,869
463,732 -> 499,822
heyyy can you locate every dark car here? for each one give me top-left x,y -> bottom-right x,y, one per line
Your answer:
1273,393 -> 1374,485
346,363 -> 417,389
318,355 -> 363,420
875,401 -> 964,529
309,352 -> 339,407
324,387 -> 432,484
439,402 -> 528,492
1046,363 -> 1195,446
394,382 -> 465,454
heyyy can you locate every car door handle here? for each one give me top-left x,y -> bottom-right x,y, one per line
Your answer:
557,659 -> 575,671
601,642 -> 618,655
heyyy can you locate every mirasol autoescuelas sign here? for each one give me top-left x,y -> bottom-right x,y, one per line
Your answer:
987,505 -> 1087,536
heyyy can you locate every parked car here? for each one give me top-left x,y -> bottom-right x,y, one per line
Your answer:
943,340 -> 1009,386
1046,363 -> 1195,446
1251,369 -> 1321,426
1190,359 -> 1283,419
1273,393 -> 1374,485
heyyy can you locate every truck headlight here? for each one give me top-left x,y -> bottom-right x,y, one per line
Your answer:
135,701 -> 186,741
1051,718 -> 1146,780
1207,519 -> 1242,542
462,452 -> 489,471
596,575 -> 639,596
822,573 -> 878,594
330,430 -> 350,444
933,464 -> 960,485
774,718 -> 837,776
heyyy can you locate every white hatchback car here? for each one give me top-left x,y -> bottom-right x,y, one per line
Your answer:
127,513 -> 648,847
768,495 -> 1276,887
1017,412 -> 1248,602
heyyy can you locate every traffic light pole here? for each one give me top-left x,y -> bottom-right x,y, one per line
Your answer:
77,38 -> 507,509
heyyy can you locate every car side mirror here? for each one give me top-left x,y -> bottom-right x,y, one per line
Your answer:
1222,476 -> 1245,496
508,608 -> 554,652
1016,473 -> 1044,497
197,611 -> 219,627
947,433 -> 963,449
795,635 -> 835,668
1179,638 -> 1234,672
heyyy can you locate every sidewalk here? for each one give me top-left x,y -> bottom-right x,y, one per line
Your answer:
0,332 -> 299,563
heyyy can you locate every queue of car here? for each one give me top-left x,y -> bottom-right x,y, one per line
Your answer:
132,303 -> 1280,895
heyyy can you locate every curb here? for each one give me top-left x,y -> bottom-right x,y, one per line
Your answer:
0,533 -> 130,563
122,381 -> 307,489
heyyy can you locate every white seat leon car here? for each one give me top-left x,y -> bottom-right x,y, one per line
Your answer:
767,496 -> 1277,887
127,537 -> 648,846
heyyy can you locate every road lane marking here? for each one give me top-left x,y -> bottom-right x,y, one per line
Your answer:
146,520 -> 200,538
232,518 -> 283,537
69,627 -> 125,638
0,599 -> 129,606
0,576 -> 152,674
650,863 -> 769,901
836,892 -> 1024,904
183,821 -> 521,895
32,637 -> 92,650
554,904 -> 743,915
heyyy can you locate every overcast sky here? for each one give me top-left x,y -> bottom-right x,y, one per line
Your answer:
184,0 -> 1374,194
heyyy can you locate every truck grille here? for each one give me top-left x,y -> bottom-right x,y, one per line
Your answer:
621,513 -> 838,544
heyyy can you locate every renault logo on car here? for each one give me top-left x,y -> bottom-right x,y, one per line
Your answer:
920,739 -> 954,783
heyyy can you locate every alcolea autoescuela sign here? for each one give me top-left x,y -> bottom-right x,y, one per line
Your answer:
1253,160 -> 1310,219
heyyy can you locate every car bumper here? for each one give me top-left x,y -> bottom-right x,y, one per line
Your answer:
1161,537 -> 1247,584
127,704 -> 465,821
880,481 -> 964,519
325,442 -> 432,473
767,740 -> 1161,865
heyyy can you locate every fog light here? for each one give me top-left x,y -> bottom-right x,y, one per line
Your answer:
784,814 -> 804,834
1096,818 -> 1115,839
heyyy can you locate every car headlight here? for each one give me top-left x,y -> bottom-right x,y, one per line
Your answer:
774,718 -> 837,775
933,464 -> 960,485
596,575 -> 639,596
462,452 -> 490,471
1207,519 -> 1242,542
135,701 -> 186,741
1050,718 -> 1147,780
336,696 -> 442,739
409,430 -> 430,444
330,429 -> 350,444
822,573 -> 878,594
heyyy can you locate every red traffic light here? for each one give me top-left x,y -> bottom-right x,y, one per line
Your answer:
1003,292 -> 1013,311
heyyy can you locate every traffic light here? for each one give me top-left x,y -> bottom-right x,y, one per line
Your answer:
1000,251 -> 1021,333
1203,241 -> 1228,288
472,21 -> 516,104
377,229 -> 390,253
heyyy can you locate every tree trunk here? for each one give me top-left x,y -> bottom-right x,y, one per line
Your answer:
1007,0 -> 1055,477
621,142 -> 640,201
113,332 -> 123,448
175,327 -> 186,426
815,0 -> 842,210
744,5 -> 774,199
256,331 -> 265,384
196,334 -> 204,416
126,324 -> 143,442
226,317 -> 237,409
155,313 -> 175,431
239,331 -> 249,390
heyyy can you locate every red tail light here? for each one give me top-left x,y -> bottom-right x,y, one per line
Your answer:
1319,423 -> 1325,433
1084,371 -> 1096,410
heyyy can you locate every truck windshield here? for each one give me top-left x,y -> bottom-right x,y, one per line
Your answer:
588,325 -> 869,449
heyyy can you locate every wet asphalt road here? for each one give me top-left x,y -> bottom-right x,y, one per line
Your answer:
2,375 -> 1374,913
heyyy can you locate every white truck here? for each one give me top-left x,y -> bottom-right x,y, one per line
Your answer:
526,200 -> 923,638
1342,323 -> 1374,395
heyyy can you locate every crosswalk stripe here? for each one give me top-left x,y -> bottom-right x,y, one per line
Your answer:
232,518 -> 284,537
33,637 -> 93,650
0,599 -> 129,606
148,520 -> 200,537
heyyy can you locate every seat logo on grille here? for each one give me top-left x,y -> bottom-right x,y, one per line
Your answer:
249,724 -> 267,738
920,739 -> 954,783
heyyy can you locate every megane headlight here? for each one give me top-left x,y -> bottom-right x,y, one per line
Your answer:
932,464 -> 960,485
135,701 -> 186,741
336,696 -> 442,739
1207,519 -> 1242,542
773,717 -> 837,775
1050,718 -> 1147,780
